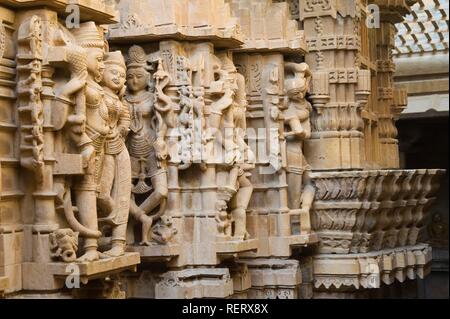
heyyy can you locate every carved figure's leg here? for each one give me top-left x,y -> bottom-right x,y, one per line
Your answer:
97,154 -> 115,218
75,183 -> 100,262
230,174 -> 253,240
139,172 -> 168,215
287,171 -> 302,210
104,149 -> 131,256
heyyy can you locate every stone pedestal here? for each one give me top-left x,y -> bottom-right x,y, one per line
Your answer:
155,268 -> 234,299
22,253 -> 140,291
243,258 -> 302,299
229,261 -> 252,299
313,244 -> 432,296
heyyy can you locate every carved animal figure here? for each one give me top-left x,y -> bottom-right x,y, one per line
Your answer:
49,229 -> 79,263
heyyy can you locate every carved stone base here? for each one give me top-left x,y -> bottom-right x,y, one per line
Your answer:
243,258 -> 302,299
229,261 -> 251,298
127,243 -> 181,263
298,256 -> 314,299
0,263 -> 21,294
305,135 -> 364,170
216,238 -> 258,256
72,277 -> 127,299
155,268 -> 234,299
22,253 -> 140,291
313,244 -> 432,292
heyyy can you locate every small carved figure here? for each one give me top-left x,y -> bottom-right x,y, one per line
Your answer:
428,213 -> 448,247
216,200 -> 232,236
151,216 -> 178,245
56,41 -> 95,169
49,229 -> 79,263
284,62 -> 315,217
206,55 -> 239,165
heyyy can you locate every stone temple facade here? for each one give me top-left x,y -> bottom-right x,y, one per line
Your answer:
0,0 -> 445,299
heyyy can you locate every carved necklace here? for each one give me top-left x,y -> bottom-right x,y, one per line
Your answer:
125,91 -> 153,104
104,90 -> 121,122
86,81 -> 104,109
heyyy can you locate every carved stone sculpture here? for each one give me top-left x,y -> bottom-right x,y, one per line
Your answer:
97,50 -> 131,257
49,229 -> 79,263
0,0 -> 445,300
125,45 -> 169,245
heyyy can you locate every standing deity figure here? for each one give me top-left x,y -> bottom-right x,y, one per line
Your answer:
125,45 -> 168,245
207,55 -> 239,165
54,37 -> 95,169
70,21 -> 110,261
284,62 -> 315,214
97,51 -> 132,257
230,70 -> 254,240
219,55 -> 254,240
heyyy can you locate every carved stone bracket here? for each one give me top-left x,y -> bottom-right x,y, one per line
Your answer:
311,169 -> 445,254
314,243 -> 432,291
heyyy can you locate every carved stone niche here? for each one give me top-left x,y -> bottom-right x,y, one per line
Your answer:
10,7 -> 140,292
232,52 -> 318,259
107,39 -> 258,271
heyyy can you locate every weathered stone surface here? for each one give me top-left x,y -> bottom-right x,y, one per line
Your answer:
0,0 -> 444,299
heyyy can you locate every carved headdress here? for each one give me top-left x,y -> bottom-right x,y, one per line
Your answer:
217,52 -> 237,74
127,45 -> 149,70
72,21 -> 105,50
284,62 -> 312,94
104,50 -> 126,69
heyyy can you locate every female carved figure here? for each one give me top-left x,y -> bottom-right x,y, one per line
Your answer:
70,21 -> 110,261
223,59 -> 254,240
97,51 -> 131,257
207,55 -> 239,165
284,62 -> 315,216
125,45 -> 168,245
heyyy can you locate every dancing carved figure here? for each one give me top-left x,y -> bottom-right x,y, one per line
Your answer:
224,58 -> 254,240
125,45 -> 169,245
284,62 -> 315,218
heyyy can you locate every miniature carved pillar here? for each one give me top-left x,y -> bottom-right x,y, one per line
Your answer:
371,0 -> 410,169
0,6 -> 25,294
300,0 -> 365,170
15,10 -> 61,268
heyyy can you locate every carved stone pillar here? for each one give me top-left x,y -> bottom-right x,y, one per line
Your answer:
0,6 -> 23,295
108,0 -> 258,299
300,0 -> 365,170
9,1 -> 139,294
228,0 -> 318,298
